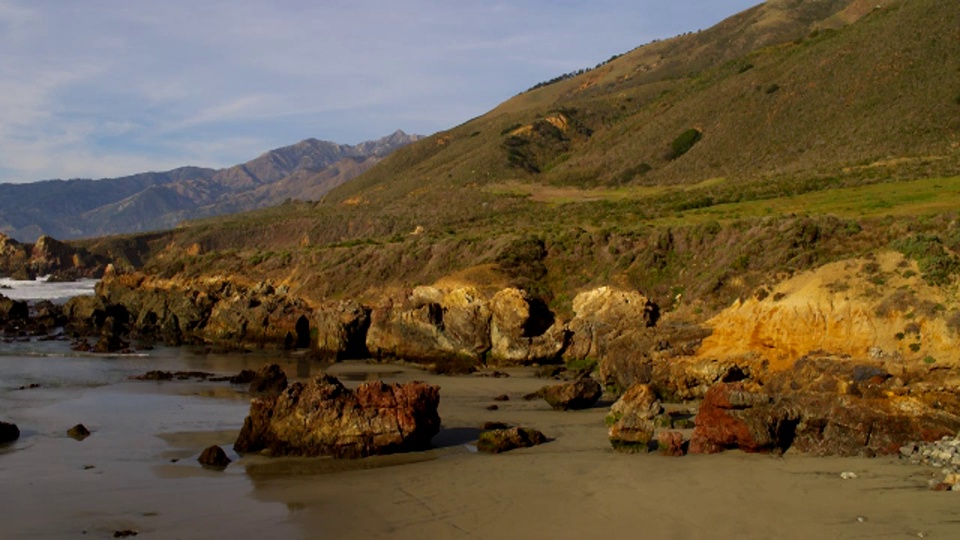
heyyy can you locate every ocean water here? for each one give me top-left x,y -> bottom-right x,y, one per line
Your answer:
0,277 -> 98,304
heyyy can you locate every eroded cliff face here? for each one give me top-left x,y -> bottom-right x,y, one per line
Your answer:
696,252 -> 960,371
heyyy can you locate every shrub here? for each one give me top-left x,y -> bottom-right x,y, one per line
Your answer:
892,234 -> 960,285
666,128 -> 702,160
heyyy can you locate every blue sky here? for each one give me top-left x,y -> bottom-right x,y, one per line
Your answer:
0,1 -> 758,183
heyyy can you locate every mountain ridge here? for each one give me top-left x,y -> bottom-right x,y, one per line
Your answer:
0,130 -> 421,242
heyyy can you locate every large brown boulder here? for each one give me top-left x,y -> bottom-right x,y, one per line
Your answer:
234,373 -> 441,458
537,378 -> 603,410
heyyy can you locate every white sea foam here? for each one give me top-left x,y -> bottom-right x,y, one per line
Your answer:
0,276 -> 98,304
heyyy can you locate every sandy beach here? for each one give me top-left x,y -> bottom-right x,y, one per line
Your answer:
1,352 -> 957,539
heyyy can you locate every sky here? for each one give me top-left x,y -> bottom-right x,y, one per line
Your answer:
0,0 -> 759,183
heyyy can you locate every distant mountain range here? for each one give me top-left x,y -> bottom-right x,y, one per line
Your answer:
0,130 -> 421,242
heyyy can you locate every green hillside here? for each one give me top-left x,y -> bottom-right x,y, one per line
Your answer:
87,0 -> 960,315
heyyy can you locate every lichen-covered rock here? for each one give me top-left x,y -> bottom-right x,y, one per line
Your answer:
538,378 -> 602,411
477,427 -> 547,453
198,445 -> 232,469
0,294 -> 28,324
234,373 -> 440,458
0,421 -> 20,443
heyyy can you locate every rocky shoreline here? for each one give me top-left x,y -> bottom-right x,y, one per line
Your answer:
4,252 -> 960,485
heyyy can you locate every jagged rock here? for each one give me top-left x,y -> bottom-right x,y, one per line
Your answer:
248,363 -> 287,395
234,373 -> 440,458
607,384 -> 663,452
198,445 -> 232,469
538,378 -> 603,411
68,424 -> 91,440
0,421 -> 20,443
477,427 -> 547,453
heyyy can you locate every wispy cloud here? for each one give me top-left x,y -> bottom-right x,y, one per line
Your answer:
0,0 -> 759,183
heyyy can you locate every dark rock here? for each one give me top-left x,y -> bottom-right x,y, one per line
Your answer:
482,421 -> 511,430
493,394 -> 510,402
234,373 -> 440,458
134,370 -> 174,381
538,378 -> 602,410
477,427 -> 547,453
113,530 -> 138,538
486,404 -> 499,411
68,424 -> 91,441
0,295 -> 28,323
248,363 -> 287,394
132,370 -> 213,381
198,445 -> 232,469
0,421 -> 20,443
229,369 -> 257,384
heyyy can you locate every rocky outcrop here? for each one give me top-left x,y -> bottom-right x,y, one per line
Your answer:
313,299 -> 370,359
234,372 -> 440,458
477,427 -> 547,453
607,384 -> 662,452
689,381 -> 960,456
86,271 -> 313,349
536,378 -> 603,411
0,421 -> 19,443
563,287 -> 659,362
0,233 -> 107,280
366,286 -> 492,363
488,288 -> 567,364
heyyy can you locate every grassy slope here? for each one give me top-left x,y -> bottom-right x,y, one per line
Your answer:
86,0 -> 960,316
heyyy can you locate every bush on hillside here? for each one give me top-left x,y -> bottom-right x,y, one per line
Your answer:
665,129 -> 702,161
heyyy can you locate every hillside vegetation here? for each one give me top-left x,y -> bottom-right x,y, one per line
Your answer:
81,0 -> 960,317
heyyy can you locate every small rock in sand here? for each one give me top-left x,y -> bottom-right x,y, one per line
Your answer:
68,424 -> 91,441
198,445 -> 232,469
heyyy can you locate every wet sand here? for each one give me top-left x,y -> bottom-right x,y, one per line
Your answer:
2,354 -> 958,538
